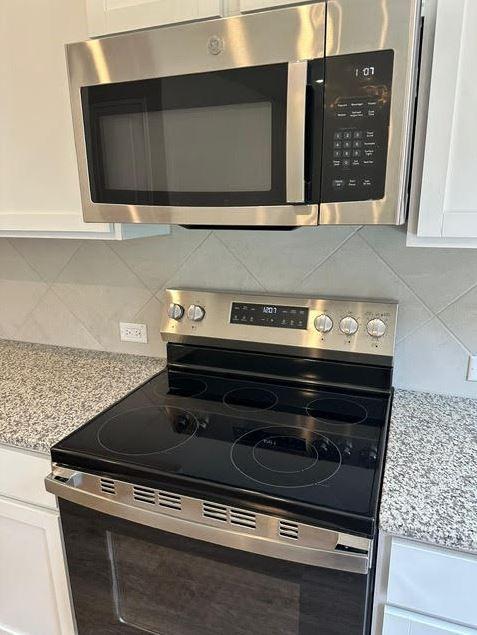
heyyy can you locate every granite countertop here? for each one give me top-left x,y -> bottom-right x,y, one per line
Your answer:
0,339 -> 165,453
1,339 -> 476,554
380,389 -> 477,554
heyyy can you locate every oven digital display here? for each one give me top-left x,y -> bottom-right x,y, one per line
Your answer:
230,303 -> 308,329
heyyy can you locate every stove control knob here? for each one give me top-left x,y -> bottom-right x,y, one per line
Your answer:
367,318 -> 386,338
168,303 -> 184,321
187,304 -> 206,322
314,314 -> 333,333
340,316 -> 359,336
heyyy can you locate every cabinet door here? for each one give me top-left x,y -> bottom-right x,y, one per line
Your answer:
0,0 -> 168,240
413,0 -> 477,240
0,497 -> 75,635
383,607 -> 477,635
86,0 -> 224,36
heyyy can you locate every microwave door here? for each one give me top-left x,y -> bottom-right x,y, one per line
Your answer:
80,63 -> 316,227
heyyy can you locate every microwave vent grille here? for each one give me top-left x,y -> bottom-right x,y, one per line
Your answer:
279,520 -> 299,540
99,478 -> 116,495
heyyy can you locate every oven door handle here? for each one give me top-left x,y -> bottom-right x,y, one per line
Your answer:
46,469 -> 372,575
286,61 -> 308,203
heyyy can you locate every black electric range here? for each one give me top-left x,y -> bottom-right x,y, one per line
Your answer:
47,290 -> 398,635
52,363 -> 391,536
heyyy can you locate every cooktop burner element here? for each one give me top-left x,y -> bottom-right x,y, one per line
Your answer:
231,425 -> 341,488
223,387 -> 278,412
166,376 -> 208,398
306,398 -> 368,425
97,406 -> 198,455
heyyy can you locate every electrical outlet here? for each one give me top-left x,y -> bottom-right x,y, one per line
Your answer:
467,355 -> 477,381
120,322 -> 148,344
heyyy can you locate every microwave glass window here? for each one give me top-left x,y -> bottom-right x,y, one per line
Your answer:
82,64 -> 287,207
99,102 -> 272,194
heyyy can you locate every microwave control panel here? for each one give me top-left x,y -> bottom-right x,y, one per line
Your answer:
321,50 -> 394,203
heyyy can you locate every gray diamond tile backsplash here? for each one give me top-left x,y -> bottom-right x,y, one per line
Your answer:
2,225 -> 477,397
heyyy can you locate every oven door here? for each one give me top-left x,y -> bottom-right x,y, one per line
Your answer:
66,5 -> 325,227
48,475 -> 374,635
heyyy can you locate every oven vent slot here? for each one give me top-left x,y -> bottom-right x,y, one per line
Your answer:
100,478 -> 116,495
133,485 -> 156,505
158,491 -> 182,511
279,520 -> 299,540
230,508 -> 257,529
203,502 -> 227,522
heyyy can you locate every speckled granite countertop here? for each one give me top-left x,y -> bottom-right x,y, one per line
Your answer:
380,389 -> 477,554
1,340 -> 476,553
0,340 -> 165,453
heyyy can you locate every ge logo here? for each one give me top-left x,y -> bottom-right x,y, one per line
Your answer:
207,35 -> 224,56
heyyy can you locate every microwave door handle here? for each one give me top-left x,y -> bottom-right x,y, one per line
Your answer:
286,61 -> 308,203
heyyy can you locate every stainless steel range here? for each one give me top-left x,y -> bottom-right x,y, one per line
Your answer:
46,289 -> 398,634
65,0 -> 421,228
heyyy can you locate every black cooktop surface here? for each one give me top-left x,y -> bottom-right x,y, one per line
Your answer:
53,368 -> 391,535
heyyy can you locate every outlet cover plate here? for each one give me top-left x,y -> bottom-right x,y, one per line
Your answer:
120,322 -> 148,344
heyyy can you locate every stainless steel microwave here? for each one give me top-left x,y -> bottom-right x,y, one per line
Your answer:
66,0 -> 421,228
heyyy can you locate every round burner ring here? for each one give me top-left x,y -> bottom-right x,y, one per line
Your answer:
231,425 -> 341,489
306,397 -> 368,425
252,435 -> 319,474
166,376 -> 208,398
97,405 -> 199,456
223,387 -> 278,412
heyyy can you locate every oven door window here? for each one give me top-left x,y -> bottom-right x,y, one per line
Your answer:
60,500 -> 370,635
82,65 -> 287,207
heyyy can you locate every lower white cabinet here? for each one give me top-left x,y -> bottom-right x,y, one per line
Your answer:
0,496 -> 75,635
383,607 -> 477,635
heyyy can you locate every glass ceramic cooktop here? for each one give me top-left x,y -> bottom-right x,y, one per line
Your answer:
54,369 -> 391,525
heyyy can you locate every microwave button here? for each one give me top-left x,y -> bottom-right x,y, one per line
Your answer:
333,141 -> 342,149
333,160 -> 341,168
332,179 -> 345,190
343,140 -> 352,149
342,159 -> 351,169
353,149 -> 362,158
343,131 -> 353,140
353,131 -> 363,139
362,178 -> 373,188
333,150 -> 342,159
334,131 -> 343,140
353,140 -> 362,148
343,150 -> 351,158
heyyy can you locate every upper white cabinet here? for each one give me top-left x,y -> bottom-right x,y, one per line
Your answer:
86,0 -> 224,36
408,0 -> 477,247
0,0 -> 168,240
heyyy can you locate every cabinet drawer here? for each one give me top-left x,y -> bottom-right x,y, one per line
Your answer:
383,606 -> 477,634
0,445 -> 55,510
388,539 -> 477,628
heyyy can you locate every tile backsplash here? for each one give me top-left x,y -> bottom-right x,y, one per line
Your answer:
1,225 -> 477,397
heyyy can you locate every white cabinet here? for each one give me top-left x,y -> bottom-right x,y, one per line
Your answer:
408,0 -> 477,247
383,607 -> 477,635
0,0 -> 168,240
376,536 -> 477,635
86,0 -> 224,36
0,497 -> 75,635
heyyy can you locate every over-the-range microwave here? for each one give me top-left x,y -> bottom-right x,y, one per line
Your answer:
66,0 -> 421,228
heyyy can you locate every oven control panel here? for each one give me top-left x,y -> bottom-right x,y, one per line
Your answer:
321,50 -> 394,203
162,289 -> 398,360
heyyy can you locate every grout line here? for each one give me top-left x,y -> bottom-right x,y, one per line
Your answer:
154,230 -> 213,295
213,232 -> 267,291
301,226 -> 362,282
48,286 -> 104,349
359,231 -> 473,354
